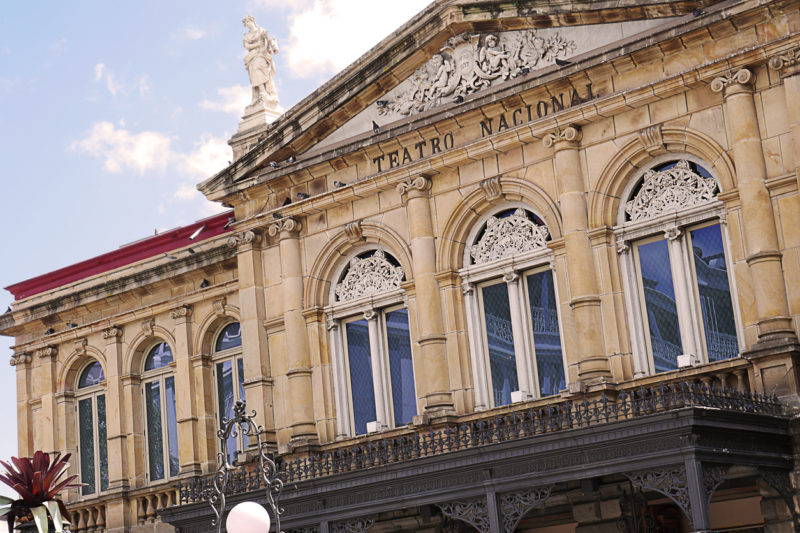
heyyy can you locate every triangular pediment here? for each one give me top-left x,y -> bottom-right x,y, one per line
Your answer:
198,0 -> 711,201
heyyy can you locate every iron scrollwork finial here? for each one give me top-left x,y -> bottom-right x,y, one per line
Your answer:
208,399 -> 284,533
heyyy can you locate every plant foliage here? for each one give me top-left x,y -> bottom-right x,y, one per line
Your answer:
0,452 -> 82,533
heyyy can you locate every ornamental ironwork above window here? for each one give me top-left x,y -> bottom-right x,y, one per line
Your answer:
335,250 -> 405,302
470,208 -> 550,265
625,160 -> 718,222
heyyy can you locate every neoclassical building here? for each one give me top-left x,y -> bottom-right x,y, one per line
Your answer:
4,0 -> 800,532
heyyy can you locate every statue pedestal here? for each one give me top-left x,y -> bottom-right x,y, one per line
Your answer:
230,102 -> 283,159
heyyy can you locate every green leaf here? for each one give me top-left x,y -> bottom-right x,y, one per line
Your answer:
0,497 -> 11,506
31,505 -> 48,533
43,501 -> 63,533
0,503 -> 10,518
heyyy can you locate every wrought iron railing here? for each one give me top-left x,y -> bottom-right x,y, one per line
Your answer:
176,381 -> 782,505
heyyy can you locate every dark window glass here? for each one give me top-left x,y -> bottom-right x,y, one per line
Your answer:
97,394 -> 108,492
526,270 -> 565,397
690,224 -> 737,361
145,381 -> 165,481
385,309 -> 416,427
144,342 -> 173,371
216,360 -> 237,464
638,239 -> 683,372
482,282 -> 518,406
78,362 -> 104,388
215,323 -> 242,352
165,377 -> 179,477
79,398 -> 95,495
346,319 -> 376,434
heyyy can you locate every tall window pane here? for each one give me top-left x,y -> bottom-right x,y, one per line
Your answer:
216,360 -> 237,463
216,323 -> 242,351
482,282 -> 517,406
237,358 -> 246,404
386,309 -> 416,427
346,319 -> 376,434
527,271 -> 565,397
165,377 -> 179,477
145,381 -> 165,480
79,398 -> 95,495
689,224 -> 737,362
97,394 -> 108,492
638,239 -> 682,372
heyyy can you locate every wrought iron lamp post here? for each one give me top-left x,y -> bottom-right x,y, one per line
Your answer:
208,400 -> 284,533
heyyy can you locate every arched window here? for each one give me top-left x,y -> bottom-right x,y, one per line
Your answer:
615,158 -> 742,375
213,322 -> 244,463
328,249 -> 417,436
461,207 -> 566,410
142,342 -> 178,482
76,360 -> 108,495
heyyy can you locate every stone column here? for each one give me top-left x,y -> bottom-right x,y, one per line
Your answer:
711,68 -> 796,343
397,175 -> 455,415
33,346 -> 58,454
169,306 -> 201,474
101,327 -> 130,533
543,126 -> 611,386
231,230 -> 276,446
769,48 -> 800,189
10,352 -> 32,456
268,218 -> 317,445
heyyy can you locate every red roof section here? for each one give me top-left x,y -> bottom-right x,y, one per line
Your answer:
6,211 -> 233,301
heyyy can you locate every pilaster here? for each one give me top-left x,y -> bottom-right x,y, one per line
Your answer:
169,306 -> 201,475
768,47 -> 800,190
268,218 -> 318,446
397,175 -> 455,415
10,352 -> 33,456
33,345 -> 58,453
543,126 -> 611,387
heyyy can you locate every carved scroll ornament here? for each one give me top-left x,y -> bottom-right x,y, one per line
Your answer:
335,250 -> 405,302
471,208 -> 550,265
625,160 -> 718,222
377,30 -> 576,118
436,498 -> 490,533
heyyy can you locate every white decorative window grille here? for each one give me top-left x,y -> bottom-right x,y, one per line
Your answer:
328,249 -> 417,437
461,207 -> 566,410
616,158 -> 742,376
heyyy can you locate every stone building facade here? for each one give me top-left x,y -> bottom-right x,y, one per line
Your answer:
4,0 -> 800,531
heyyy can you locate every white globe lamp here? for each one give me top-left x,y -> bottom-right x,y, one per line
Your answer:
226,501 -> 272,533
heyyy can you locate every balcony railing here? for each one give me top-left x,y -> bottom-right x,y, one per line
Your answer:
176,380 -> 782,505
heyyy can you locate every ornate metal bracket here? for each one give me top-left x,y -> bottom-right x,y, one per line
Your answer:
702,464 -> 729,507
436,498 -> 490,533
500,485 -> 553,533
331,517 -> 375,533
207,400 -> 284,533
626,467 -> 691,527
759,467 -> 800,531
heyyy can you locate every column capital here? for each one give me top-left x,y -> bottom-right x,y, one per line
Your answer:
9,352 -> 31,367
542,126 -> 582,149
36,345 -> 58,360
503,271 -> 520,284
228,228 -> 263,248
396,175 -> 432,200
710,68 -> 753,95
616,242 -> 630,255
768,47 -> 800,77
169,304 -> 193,321
267,217 -> 302,239
664,226 -> 682,241
102,326 -> 123,341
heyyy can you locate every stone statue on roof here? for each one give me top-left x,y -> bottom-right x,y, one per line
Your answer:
242,15 -> 279,109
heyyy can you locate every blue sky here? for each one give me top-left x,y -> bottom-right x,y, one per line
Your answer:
0,0 -> 429,495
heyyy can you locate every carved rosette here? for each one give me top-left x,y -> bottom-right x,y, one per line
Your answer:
501,485 -> 553,533
542,126 -> 581,148
377,30 -> 576,118
102,326 -> 123,340
331,517 -> 374,533
170,305 -> 193,320
627,467 -> 691,522
268,217 -> 301,238
436,498 -> 490,533
471,208 -> 550,265
625,160 -> 718,221
769,47 -> 800,72
710,68 -> 752,93
396,176 -> 431,198
335,250 -> 405,302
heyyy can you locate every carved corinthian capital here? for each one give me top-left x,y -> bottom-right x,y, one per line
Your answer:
768,47 -> 800,73
267,217 -> 301,238
396,175 -> 431,197
710,68 -> 752,93
36,346 -> 58,360
170,305 -> 193,320
542,126 -> 581,148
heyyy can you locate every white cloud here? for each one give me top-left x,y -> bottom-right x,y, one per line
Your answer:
138,75 -> 151,97
182,135 -> 232,178
70,121 -> 174,174
93,63 -> 122,96
179,27 -> 207,40
282,0 -> 431,78
199,85 -> 250,115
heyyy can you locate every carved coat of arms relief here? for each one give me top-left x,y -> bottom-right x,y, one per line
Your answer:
377,30 -> 577,118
